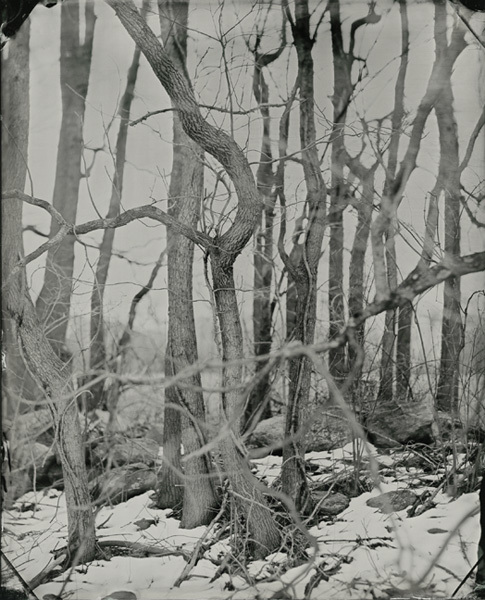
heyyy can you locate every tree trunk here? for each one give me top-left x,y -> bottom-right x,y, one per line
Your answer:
2,278 -> 97,562
435,86 -> 463,412
1,32 -> 96,556
1,19 -> 33,423
478,475 -> 485,586
348,170 -> 376,396
395,300 -> 413,402
375,0 -> 408,406
36,0 -> 95,360
1,19 -> 38,503
280,0 -> 327,513
211,256 -> 281,557
89,24 -> 142,410
327,0 -> 356,384
152,0 -> 218,527
245,43 -> 283,429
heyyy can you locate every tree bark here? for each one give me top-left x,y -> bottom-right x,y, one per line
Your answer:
280,0 -> 327,513
154,0 -> 218,527
36,0 -> 95,360
435,82 -> 463,412
328,0 -> 352,385
1,19 -> 38,503
245,28 -> 285,430
210,256 -> 281,556
1,18 -> 33,426
348,168 -> 377,395
376,0 -> 408,405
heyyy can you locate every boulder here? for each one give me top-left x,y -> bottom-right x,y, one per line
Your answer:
365,400 -> 435,448
313,491 -> 350,516
246,416 -> 284,456
90,463 -> 157,505
246,410 -> 351,457
95,438 -> 160,467
366,489 -> 417,513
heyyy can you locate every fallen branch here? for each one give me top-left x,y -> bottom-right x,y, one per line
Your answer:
97,539 -> 191,560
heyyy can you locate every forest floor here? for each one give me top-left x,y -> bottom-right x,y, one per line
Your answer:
1,441 -> 481,600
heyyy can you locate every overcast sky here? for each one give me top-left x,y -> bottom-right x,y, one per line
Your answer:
20,0 -> 485,362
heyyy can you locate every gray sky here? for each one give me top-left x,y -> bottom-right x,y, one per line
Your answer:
22,0 -> 485,363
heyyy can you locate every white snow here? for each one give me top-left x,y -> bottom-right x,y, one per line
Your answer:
1,448 -> 481,599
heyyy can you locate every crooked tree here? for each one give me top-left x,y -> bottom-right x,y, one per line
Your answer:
106,0 -> 280,557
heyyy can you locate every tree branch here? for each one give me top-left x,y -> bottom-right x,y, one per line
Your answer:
105,0 -> 262,265
2,190 -> 210,284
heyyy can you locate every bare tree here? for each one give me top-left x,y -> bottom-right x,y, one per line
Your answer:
434,5 -> 464,412
1,16 -> 32,424
1,18 -> 96,562
372,0 -> 466,410
376,0 -> 410,405
278,0 -> 327,513
328,0 -> 381,388
105,0 -> 280,556
244,12 -> 286,430
36,0 -> 95,360
153,0 -> 219,528
88,14 -> 143,410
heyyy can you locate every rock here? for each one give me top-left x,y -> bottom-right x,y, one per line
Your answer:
365,400 -> 435,448
313,491 -> 350,516
134,518 -> 157,531
96,438 -> 160,467
247,410 -> 351,457
246,416 -> 284,456
366,490 -> 417,513
90,463 -> 157,505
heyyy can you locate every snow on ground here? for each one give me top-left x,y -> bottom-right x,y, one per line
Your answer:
1,443 -> 481,599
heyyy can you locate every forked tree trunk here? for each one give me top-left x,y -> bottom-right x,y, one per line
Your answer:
36,0 -> 95,360
245,36 -> 284,429
280,0 -> 327,513
153,0 -> 219,527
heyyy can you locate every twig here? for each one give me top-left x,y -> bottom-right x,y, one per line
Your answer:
451,556 -> 481,597
174,486 -> 229,587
